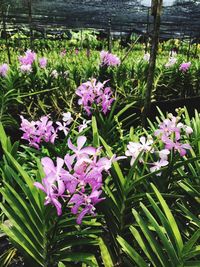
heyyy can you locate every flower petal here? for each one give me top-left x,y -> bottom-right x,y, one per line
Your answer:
77,136 -> 87,150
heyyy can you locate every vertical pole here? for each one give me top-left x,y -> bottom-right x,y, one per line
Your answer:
2,9 -> 11,64
43,28 -> 46,38
108,18 -> 112,52
195,38 -> 198,58
28,0 -> 33,48
17,27 -> 21,47
145,7 -> 150,53
120,27 -> 122,49
80,29 -> 83,49
142,0 -> 163,127
187,34 -> 192,61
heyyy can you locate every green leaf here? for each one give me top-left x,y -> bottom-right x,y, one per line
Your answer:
57,253 -> 99,267
151,183 -> 184,253
99,136 -> 125,187
98,237 -> 114,267
132,208 -> 167,267
129,226 -> 159,267
92,116 -> 100,147
117,236 -> 148,267
183,229 -> 200,254
140,202 -> 180,266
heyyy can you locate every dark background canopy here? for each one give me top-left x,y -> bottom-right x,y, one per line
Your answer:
1,0 -> 200,39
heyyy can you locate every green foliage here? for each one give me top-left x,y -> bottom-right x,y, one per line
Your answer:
117,184 -> 200,267
0,38 -> 200,125
0,123 -> 101,267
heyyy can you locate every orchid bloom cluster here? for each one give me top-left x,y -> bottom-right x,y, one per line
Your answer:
100,51 -> 121,67
51,69 -> 59,78
76,78 -> 115,116
20,112 -> 73,149
179,62 -> 191,72
60,49 -> 67,57
126,114 -> 193,175
39,57 -> 48,69
143,52 -> 150,62
19,49 -> 37,73
34,136 -> 118,224
165,57 -> 177,68
0,63 -> 9,77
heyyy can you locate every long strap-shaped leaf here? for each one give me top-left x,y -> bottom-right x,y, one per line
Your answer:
183,229 -> 200,255
129,225 -> 160,267
117,235 -> 148,267
140,202 -> 181,267
132,208 -> 168,267
146,192 -> 182,259
99,136 -> 125,188
3,150 -> 43,219
98,237 -> 115,267
151,183 -> 184,253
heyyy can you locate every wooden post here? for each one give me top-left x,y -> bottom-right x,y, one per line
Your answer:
142,0 -> 163,127
28,0 -> 33,48
145,7 -> 150,53
108,18 -> 112,52
43,28 -> 46,38
195,38 -> 199,58
17,28 -> 21,47
2,9 -> 11,64
187,34 -> 192,61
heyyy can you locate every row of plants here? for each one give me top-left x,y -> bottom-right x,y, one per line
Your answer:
0,36 -> 199,130
0,33 -> 200,266
0,89 -> 200,266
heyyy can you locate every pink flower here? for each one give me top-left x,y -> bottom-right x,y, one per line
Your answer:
164,138 -> 191,156
62,112 -> 73,125
150,159 -> 169,176
143,53 -> 150,62
63,71 -> 69,78
125,136 -> 153,166
19,49 -> 36,65
60,49 -> 66,57
56,121 -> 69,136
159,149 -> 170,160
154,116 -> 180,141
68,136 -> 96,159
78,119 -> 91,133
20,64 -> 32,73
34,175 -> 63,215
165,57 -> 177,68
138,136 -> 153,152
76,79 -> 114,115
0,63 -> 9,77
177,123 -> 193,135
179,62 -> 191,72
51,70 -> 58,78
34,133 -> 126,223
69,190 -> 104,224
125,142 -> 142,166
20,115 -> 57,149
100,51 -> 120,67
39,57 -> 47,68
34,157 -> 68,216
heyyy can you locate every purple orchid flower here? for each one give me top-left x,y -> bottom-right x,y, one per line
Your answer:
67,136 -> 96,159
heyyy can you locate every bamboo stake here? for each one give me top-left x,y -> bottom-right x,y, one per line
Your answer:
28,0 -> 33,48
2,9 -> 11,64
145,7 -> 150,53
121,35 -> 141,64
187,34 -> 192,61
142,0 -> 163,127
108,18 -> 112,52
